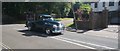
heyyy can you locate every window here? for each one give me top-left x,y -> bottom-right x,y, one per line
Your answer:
95,3 -> 98,8
109,2 -> 114,6
103,2 -> 105,7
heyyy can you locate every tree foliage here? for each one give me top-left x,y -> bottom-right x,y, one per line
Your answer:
2,2 -> 71,18
2,2 -> 91,24
80,3 -> 91,14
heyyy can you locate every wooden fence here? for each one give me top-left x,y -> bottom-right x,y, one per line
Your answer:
75,7 -> 108,30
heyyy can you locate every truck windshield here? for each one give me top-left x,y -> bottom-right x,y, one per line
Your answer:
43,17 -> 54,21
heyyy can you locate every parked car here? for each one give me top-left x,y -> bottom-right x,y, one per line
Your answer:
26,15 -> 65,35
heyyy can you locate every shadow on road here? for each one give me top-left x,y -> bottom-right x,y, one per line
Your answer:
76,30 -> 89,33
93,28 -> 104,31
18,29 -> 62,37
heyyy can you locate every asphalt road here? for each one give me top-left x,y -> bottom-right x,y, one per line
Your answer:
1,24 -> 118,49
1,0 -> 76,2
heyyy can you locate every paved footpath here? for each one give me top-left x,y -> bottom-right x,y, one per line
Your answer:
103,25 -> 119,33
76,25 -> 119,39
83,30 -> 118,39
86,25 -> 119,39
60,19 -> 119,39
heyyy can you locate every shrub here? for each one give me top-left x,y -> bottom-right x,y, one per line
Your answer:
80,4 -> 91,14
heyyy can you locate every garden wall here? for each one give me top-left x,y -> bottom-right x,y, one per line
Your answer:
75,8 -> 108,30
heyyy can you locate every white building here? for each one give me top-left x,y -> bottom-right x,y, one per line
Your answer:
89,0 -> 120,24
90,0 -> 120,12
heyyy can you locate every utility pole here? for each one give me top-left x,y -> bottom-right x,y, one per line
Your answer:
71,2 -> 78,31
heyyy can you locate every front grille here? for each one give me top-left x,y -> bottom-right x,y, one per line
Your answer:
56,27 -> 60,30
52,25 -> 64,31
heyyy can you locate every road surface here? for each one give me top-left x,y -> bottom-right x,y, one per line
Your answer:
1,24 -> 118,50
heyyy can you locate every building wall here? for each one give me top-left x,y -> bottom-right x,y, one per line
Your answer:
90,0 -> 120,24
90,0 -> 119,12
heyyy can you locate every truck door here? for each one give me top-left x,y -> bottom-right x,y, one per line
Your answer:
35,21 -> 45,30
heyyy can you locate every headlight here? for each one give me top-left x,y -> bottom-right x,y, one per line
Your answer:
53,25 -> 57,28
59,23 -> 64,27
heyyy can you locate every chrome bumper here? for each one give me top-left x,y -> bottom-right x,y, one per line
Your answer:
52,25 -> 65,33
52,30 -> 64,33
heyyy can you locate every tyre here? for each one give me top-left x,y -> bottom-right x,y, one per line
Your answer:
45,28 -> 52,35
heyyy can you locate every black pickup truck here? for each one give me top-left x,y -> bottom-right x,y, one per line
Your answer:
26,15 -> 65,35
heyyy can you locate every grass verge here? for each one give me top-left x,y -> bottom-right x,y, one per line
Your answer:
65,22 -> 74,27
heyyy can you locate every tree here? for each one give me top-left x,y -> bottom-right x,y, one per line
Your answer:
2,2 -> 73,24
49,2 -> 71,18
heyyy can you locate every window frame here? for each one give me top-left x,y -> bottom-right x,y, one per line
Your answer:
94,3 -> 98,8
103,2 -> 105,7
109,2 -> 114,6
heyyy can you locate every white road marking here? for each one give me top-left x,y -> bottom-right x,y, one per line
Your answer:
0,43 -> 7,49
50,37 -> 95,49
66,30 -> 118,39
0,43 -> 14,51
1,43 -> 11,49
60,37 -> 116,49
50,36 -> 116,49
0,43 -> 11,49
1,44 -> 9,49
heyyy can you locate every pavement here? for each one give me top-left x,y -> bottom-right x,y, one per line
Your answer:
81,25 -> 119,39
61,19 -> 120,38
103,25 -> 119,33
